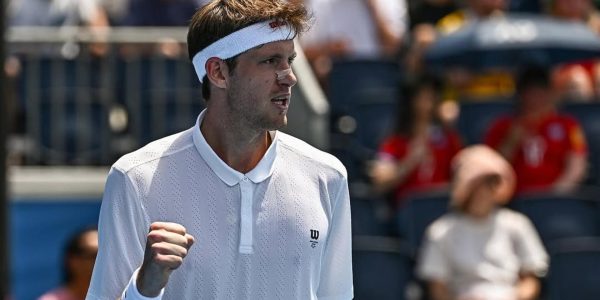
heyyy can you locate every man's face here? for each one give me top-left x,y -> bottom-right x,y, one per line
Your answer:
464,178 -> 498,218
225,39 -> 297,131
520,85 -> 552,114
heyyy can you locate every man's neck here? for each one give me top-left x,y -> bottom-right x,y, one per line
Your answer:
201,109 -> 272,174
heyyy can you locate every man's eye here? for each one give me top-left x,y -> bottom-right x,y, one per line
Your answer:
263,58 -> 276,64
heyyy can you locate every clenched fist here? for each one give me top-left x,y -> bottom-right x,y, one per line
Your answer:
137,222 -> 195,297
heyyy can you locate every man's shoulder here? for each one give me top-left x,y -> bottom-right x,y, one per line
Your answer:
113,128 -> 195,173
277,132 -> 347,178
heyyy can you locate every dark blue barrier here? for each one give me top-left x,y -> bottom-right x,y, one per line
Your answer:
10,199 -> 101,300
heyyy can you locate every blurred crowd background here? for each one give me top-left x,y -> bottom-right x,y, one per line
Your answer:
3,0 -> 600,299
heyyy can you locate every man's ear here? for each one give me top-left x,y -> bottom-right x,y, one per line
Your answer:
205,57 -> 228,89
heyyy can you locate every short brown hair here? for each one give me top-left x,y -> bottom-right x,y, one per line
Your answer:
187,0 -> 309,100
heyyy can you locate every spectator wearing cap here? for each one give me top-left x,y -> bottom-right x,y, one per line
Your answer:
485,66 -> 589,194
417,145 -> 548,300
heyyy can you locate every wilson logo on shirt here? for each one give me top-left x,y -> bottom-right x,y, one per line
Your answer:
310,229 -> 319,248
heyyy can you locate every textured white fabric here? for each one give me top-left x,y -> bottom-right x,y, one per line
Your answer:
122,268 -> 164,300
86,109 -> 353,300
417,208 -> 548,300
301,0 -> 407,59
192,20 -> 295,82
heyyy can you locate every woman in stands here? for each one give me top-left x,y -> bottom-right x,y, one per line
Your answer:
370,74 -> 462,209
417,145 -> 548,300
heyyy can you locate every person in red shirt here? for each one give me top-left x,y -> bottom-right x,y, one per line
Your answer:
485,66 -> 588,194
370,74 -> 462,208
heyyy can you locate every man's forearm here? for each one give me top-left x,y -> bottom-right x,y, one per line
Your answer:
365,0 -> 402,56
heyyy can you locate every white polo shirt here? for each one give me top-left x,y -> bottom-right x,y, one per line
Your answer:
86,110 -> 353,300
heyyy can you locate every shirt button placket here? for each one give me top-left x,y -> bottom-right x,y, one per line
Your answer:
239,177 -> 254,254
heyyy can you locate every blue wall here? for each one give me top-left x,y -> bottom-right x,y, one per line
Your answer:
10,199 -> 101,300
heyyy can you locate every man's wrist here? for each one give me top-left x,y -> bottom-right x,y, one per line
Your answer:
122,268 -> 165,300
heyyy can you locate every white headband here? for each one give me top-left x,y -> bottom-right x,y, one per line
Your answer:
192,20 -> 296,83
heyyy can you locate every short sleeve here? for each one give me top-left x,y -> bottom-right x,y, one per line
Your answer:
565,118 -> 588,155
86,168 -> 150,300
512,214 -> 549,277
316,178 -> 354,300
416,223 -> 451,282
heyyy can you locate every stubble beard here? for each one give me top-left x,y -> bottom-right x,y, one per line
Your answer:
226,90 -> 287,133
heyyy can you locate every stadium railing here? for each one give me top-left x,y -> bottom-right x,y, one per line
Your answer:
6,26 -> 329,166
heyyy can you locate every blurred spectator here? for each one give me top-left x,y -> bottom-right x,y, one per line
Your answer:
436,0 -> 507,34
409,0 -> 458,29
509,0 -> 542,13
547,0 -> 600,101
485,66 -> 588,194
548,0 -> 600,33
593,62 -> 600,96
417,145 -> 548,300
116,0 -> 205,59
8,0 -> 110,57
404,23 -> 437,74
8,0 -> 109,27
553,64 -> 595,102
121,0 -> 201,26
100,0 -> 208,25
38,228 -> 98,300
300,0 -> 407,85
434,0 -> 515,101
369,74 -> 462,209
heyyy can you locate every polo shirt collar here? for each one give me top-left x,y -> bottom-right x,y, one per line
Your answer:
192,109 -> 278,186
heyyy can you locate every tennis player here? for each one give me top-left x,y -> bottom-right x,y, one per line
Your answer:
86,0 -> 353,299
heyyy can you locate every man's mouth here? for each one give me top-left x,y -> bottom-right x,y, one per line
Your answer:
271,95 -> 290,108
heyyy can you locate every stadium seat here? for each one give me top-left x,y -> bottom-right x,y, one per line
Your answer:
457,100 -> 514,145
396,190 -> 450,253
509,194 -> 600,248
18,56 -> 126,164
327,60 -> 401,181
328,60 -> 401,118
546,237 -> 600,300
120,57 -> 203,145
137,88 -> 204,144
351,88 -> 398,152
353,236 -> 416,300
561,103 -> 600,186
350,196 -> 389,236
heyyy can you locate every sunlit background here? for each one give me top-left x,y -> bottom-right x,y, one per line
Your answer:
2,0 -> 600,299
